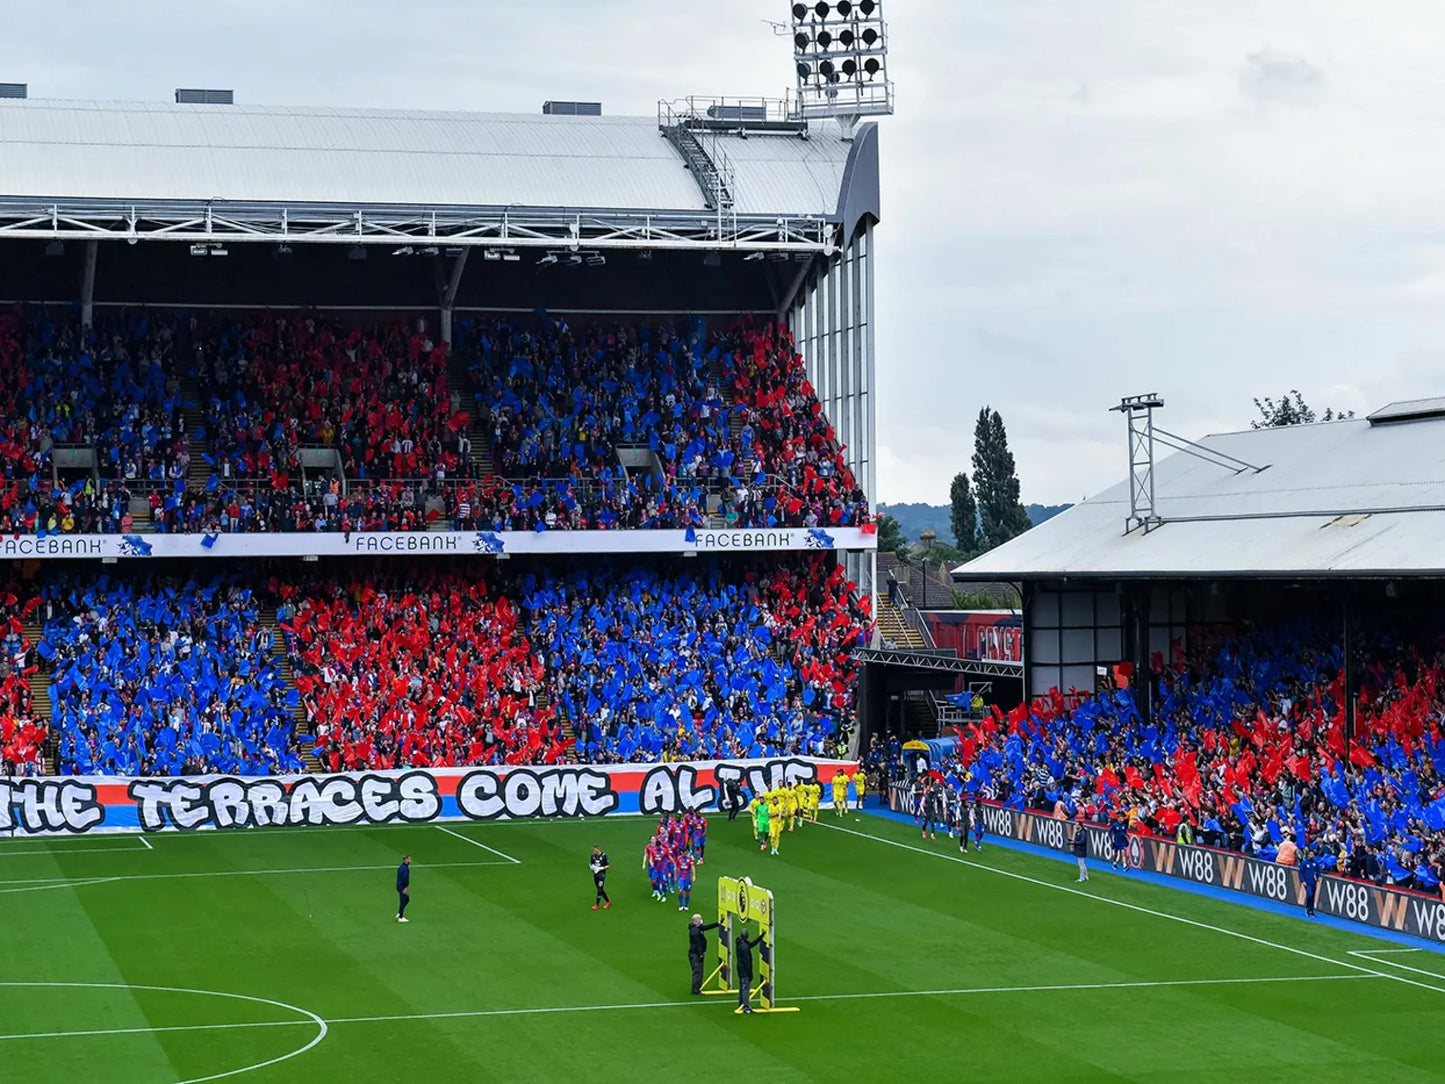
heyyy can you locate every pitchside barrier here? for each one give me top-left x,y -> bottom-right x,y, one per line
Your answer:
964,800 -> 1445,944
0,757 -> 856,838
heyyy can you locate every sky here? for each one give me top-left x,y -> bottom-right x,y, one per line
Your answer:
6,1 -> 1445,505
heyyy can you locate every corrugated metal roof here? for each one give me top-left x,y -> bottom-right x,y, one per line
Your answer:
1367,396 -> 1445,424
0,98 -> 853,217
714,129 -> 851,217
955,415 -> 1445,579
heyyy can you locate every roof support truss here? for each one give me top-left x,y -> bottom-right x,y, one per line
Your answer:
0,199 -> 836,252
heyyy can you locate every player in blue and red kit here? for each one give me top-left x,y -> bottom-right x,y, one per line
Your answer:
646,840 -> 666,900
658,848 -> 677,903
676,851 -> 696,912
692,811 -> 707,864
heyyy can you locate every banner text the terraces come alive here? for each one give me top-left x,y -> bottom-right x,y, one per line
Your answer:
0,758 -> 856,836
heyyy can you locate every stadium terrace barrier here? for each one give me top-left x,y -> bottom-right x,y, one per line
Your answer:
0,527 -> 875,560
0,758 -> 857,837
965,802 -> 1445,944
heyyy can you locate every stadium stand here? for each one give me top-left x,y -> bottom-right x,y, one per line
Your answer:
3,555 -> 868,777
526,555 -> 867,762
724,326 -> 870,529
283,567 -> 557,771
37,571 -> 302,776
0,308 -> 871,534
950,623 -> 1445,896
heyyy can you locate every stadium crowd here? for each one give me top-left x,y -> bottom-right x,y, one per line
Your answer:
525,556 -> 865,762
950,623 -> 1445,897
36,572 -> 301,776
1,307 -> 870,535
0,555 -> 867,778
283,567 -> 558,771
192,313 -> 473,485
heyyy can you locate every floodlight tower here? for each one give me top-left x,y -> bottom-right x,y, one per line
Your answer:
789,0 -> 895,136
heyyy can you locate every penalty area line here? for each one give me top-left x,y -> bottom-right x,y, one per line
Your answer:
816,820 -> 1445,997
0,973 -> 1375,1042
0,859 -> 515,888
434,825 -> 522,864
1348,950 -> 1445,981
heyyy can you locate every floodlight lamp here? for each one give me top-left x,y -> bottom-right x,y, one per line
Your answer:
794,31 -> 809,49
567,253 -> 583,265
190,243 -> 208,256
859,0 -> 875,12
792,2 -> 807,18
538,252 -> 558,265
817,29 -> 832,48
797,62 -> 811,78
839,28 -> 855,47
392,246 -> 415,257
864,57 -> 880,76
501,251 -> 521,262
842,58 -> 857,76
861,27 -> 878,46
209,246 -> 228,257
482,250 -> 501,261
744,251 -> 765,261
836,0 -> 852,13
814,1 -> 830,16
819,59 -> 835,76
419,246 -> 439,256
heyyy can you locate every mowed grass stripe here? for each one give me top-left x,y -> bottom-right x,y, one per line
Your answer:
2,815 -> 1444,1082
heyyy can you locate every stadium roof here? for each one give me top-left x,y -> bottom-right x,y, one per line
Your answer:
0,98 -> 878,252
954,413 -> 1445,581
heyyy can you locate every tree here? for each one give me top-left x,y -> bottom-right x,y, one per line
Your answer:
949,471 -> 978,555
971,407 -> 1032,552
875,514 -> 908,557
1251,390 -> 1355,429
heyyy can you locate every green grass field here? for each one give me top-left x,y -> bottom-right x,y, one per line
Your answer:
3,811 -> 1444,1083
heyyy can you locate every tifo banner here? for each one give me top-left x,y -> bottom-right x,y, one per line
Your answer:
972,803 -> 1445,943
0,526 -> 875,561
0,758 -> 857,837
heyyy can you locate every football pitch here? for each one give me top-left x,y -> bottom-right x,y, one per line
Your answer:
3,812 -> 1444,1083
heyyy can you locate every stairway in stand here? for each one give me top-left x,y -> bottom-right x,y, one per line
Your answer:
876,599 -> 926,649
260,604 -> 320,772
445,350 -> 495,480
176,369 -> 211,494
538,688 -> 573,751
23,619 -> 54,773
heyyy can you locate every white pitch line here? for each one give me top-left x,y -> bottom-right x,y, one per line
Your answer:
435,825 -> 522,864
0,877 -> 121,895
1348,950 -> 1445,981
0,973 -> 1375,1043
0,859 -> 514,888
0,839 -> 153,858
816,820 -> 1445,997
138,834 -> 153,851
1350,948 -> 1424,955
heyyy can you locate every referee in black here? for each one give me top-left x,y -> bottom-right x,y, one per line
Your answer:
396,855 -> 411,923
734,924 -> 764,1014
687,913 -> 720,994
590,845 -> 611,910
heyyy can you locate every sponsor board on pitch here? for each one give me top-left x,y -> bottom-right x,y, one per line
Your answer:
0,758 -> 856,836
977,803 -> 1445,944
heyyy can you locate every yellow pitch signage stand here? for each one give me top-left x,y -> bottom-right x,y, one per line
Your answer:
701,875 -> 799,1013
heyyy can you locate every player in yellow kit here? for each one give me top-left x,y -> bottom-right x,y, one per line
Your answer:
767,794 -> 784,854
831,771 -> 849,817
853,770 -> 867,811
